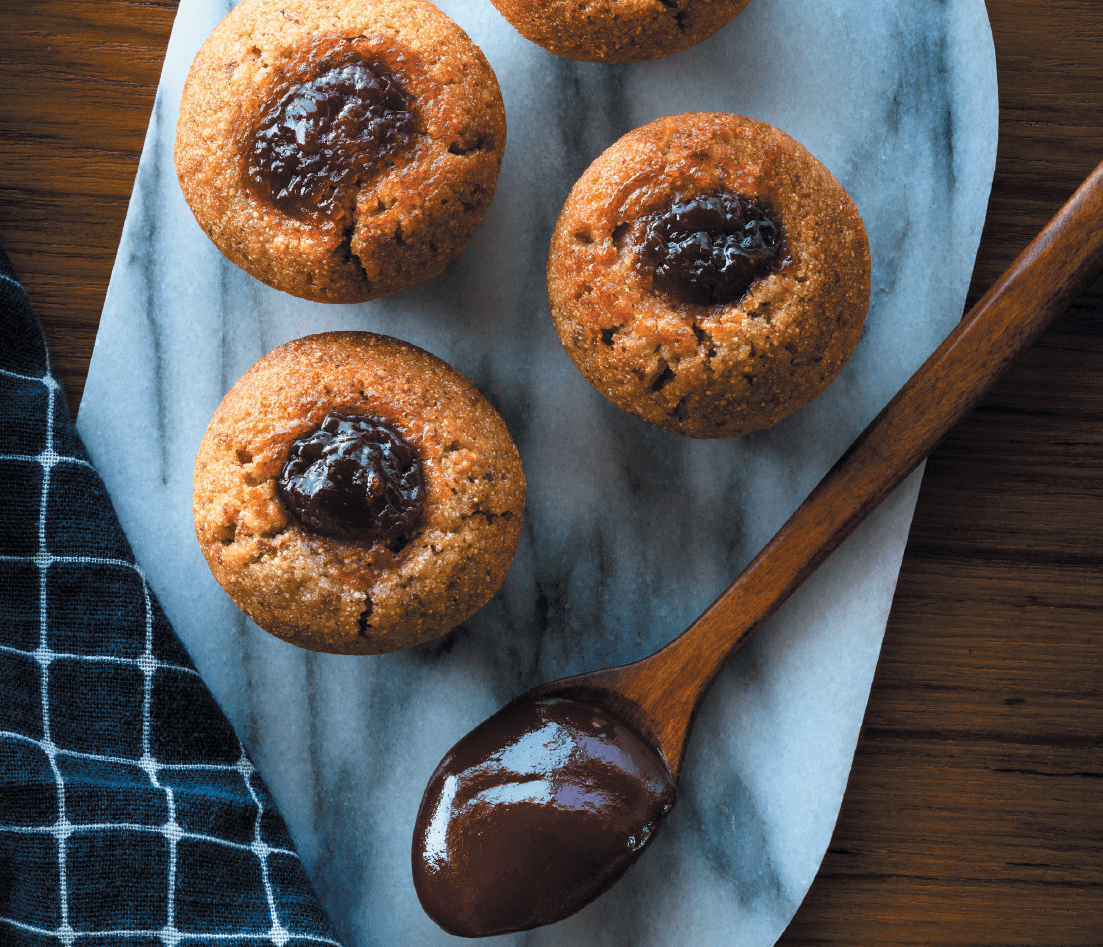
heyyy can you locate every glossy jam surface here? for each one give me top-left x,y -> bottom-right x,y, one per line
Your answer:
243,48 -> 416,222
638,192 -> 782,305
277,413 -> 425,543
412,696 -> 677,937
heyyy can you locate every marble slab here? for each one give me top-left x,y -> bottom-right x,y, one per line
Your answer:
76,0 -> 998,944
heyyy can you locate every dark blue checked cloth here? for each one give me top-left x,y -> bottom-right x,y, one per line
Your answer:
0,240 -> 344,947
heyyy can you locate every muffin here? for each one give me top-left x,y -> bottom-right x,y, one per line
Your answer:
489,0 -> 751,62
192,332 -> 525,654
547,112 -> 871,439
175,0 -> 506,304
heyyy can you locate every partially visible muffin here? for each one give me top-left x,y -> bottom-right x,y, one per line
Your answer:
547,113 -> 871,439
175,0 -> 506,304
193,332 -> 525,655
489,0 -> 751,62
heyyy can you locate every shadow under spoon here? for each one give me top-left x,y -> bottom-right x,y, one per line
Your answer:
411,159 -> 1103,939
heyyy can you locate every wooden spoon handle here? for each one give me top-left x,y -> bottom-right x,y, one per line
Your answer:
624,160 -> 1103,776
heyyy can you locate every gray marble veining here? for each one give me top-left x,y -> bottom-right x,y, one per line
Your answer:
76,0 -> 997,944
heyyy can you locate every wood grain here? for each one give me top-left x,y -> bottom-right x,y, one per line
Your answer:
0,0 -> 176,414
784,4 -> 1103,944
0,0 -> 1099,945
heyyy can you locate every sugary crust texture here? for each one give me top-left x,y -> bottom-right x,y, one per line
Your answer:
193,332 -> 526,654
547,113 -> 871,439
489,0 -> 751,62
175,0 -> 506,303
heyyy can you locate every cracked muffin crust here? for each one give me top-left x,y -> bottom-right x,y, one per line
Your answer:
175,0 -> 506,303
193,332 -> 525,654
489,0 -> 751,62
547,113 -> 871,439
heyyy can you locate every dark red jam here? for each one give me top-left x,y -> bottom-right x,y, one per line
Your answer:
638,192 -> 782,305
277,413 -> 425,543
412,696 -> 677,937
243,45 -> 416,222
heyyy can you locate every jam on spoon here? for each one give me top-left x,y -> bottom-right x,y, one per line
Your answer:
242,43 -> 417,223
410,161 -> 1103,938
277,412 -> 425,542
638,191 -> 783,305
412,696 -> 676,937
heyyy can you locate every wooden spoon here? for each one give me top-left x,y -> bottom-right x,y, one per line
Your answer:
527,158 -> 1103,780
412,162 -> 1103,939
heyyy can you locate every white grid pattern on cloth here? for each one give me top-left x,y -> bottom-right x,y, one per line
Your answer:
0,292 -> 343,946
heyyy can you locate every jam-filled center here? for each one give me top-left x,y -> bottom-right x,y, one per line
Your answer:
638,192 -> 782,305
277,413 -> 425,543
243,46 -> 416,223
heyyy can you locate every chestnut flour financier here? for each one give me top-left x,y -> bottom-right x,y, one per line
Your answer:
175,0 -> 506,303
192,332 -> 526,655
546,113 -> 872,439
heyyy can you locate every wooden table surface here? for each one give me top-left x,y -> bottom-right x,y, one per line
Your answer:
2,1 -> 1099,943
